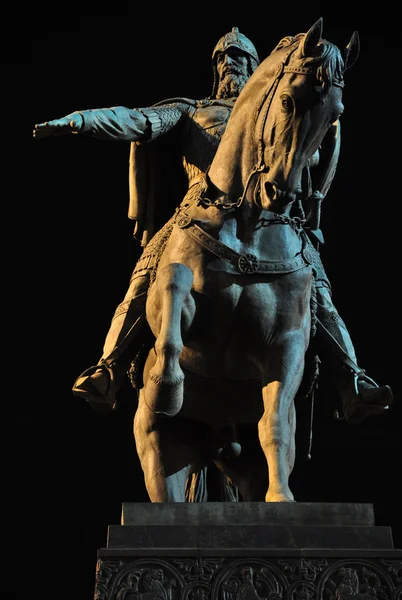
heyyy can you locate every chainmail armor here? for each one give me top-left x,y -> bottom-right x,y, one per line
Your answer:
131,215 -> 176,283
150,103 -> 189,135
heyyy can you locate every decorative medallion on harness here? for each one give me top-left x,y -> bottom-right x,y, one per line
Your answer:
238,253 -> 259,274
176,214 -> 192,229
302,246 -> 314,265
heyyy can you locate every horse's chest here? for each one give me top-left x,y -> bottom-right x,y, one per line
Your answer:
181,275 -> 311,381
194,274 -> 311,336
159,227 -> 312,338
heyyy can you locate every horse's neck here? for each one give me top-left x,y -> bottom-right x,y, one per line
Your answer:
217,209 -> 304,260
207,52 -> 278,199
208,105 -> 256,202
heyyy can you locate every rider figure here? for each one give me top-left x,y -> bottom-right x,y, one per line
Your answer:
33,27 -> 392,423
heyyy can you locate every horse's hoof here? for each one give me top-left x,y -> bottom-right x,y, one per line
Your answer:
266,490 -> 295,502
143,372 -> 184,417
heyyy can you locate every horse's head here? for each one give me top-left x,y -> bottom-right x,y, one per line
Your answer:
208,18 -> 359,214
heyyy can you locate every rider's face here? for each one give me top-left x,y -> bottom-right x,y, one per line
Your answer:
216,48 -> 249,82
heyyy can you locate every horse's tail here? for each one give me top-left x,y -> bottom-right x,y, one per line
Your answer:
185,468 -> 209,502
218,472 -> 240,502
185,468 -> 240,502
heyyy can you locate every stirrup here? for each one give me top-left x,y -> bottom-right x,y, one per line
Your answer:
336,371 -> 393,424
72,362 -> 117,412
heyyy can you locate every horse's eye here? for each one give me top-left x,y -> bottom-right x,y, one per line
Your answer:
281,94 -> 293,112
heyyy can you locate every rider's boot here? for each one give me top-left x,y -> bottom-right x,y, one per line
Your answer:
72,273 -> 150,412
314,284 -> 393,424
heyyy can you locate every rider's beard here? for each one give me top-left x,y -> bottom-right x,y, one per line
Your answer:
215,72 -> 249,99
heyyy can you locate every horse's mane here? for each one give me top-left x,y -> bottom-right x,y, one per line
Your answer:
229,30 -> 346,128
271,32 -> 346,97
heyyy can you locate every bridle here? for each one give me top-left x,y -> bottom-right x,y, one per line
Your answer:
198,43 -> 344,212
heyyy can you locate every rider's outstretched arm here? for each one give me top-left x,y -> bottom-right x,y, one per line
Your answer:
33,106 -> 154,141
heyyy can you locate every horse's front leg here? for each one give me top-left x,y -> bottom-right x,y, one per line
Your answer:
258,333 -> 306,502
144,262 -> 195,417
135,262 -> 197,502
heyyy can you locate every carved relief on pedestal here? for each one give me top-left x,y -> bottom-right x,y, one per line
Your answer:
94,557 -> 402,600
212,559 -> 285,600
317,559 -> 401,599
94,558 -> 183,600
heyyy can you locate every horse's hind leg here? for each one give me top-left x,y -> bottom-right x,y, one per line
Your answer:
144,262 -> 195,417
134,404 -> 207,501
258,337 -> 305,502
213,426 -> 268,501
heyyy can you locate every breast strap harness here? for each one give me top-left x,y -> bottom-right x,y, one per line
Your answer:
175,208 -> 313,275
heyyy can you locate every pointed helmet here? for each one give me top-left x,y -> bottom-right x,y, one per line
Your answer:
210,27 -> 260,97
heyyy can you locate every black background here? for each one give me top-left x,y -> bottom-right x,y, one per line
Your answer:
15,4 -> 402,599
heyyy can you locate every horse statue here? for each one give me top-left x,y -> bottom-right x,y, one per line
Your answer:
133,18 -> 360,502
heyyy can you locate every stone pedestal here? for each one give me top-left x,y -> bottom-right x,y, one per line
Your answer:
94,503 -> 402,599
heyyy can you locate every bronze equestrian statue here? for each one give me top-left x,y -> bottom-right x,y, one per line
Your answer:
34,20 -> 393,501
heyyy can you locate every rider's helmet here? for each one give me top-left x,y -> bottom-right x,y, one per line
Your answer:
210,27 -> 260,98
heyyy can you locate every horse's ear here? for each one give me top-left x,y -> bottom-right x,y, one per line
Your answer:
343,30 -> 360,70
300,17 -> 323,57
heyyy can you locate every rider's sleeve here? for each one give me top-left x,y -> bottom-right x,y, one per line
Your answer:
67,103 -> 187,142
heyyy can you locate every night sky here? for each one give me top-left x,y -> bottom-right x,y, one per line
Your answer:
17,5 -> 402,599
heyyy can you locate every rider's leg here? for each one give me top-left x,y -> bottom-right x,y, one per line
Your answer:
72,271 -> 151,411
73,218 -> 176,411
314,281 -> 393,423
